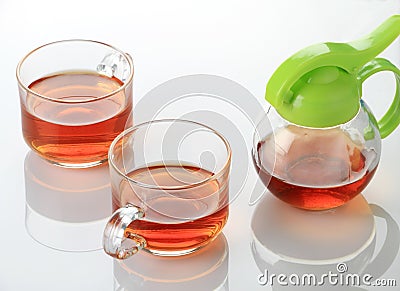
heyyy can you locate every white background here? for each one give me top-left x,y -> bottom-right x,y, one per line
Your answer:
1,1 -> 400,290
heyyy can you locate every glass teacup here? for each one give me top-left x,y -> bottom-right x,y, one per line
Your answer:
103,119 -> 231,259
17,39 -> 133,168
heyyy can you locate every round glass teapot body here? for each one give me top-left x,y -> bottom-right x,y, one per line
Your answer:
253,100 -> 381,210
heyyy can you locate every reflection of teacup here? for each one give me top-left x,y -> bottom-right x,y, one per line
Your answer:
113,233 -> 229,291
251,194 -> 399,290
24,151 -> 112,251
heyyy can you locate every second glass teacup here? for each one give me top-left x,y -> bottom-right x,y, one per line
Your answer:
103,119 -> 231,259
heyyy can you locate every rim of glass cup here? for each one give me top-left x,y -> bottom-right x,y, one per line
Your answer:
109,119 -> 232,191
16,39 -> 134,104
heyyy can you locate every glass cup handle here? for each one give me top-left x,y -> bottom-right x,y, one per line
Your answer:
97,52 -> 133,82
103,204 -> 147,259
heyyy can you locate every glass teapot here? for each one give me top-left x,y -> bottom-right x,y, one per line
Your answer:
253,15 -> 400,210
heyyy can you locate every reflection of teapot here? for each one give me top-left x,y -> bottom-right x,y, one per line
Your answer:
113,234 -> 229,291
254,15 -> 400,210
24,151 -> 111,251
251,194 -> 400,290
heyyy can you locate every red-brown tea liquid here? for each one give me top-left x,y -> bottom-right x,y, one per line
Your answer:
21,71 -> 132,166
254,125 -> 378,210
113,165 -> 229,254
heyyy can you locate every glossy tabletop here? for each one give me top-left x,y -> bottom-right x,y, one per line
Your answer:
1,1 -> 400,290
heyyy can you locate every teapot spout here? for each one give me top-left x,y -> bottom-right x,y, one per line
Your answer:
348,15 -> 400,70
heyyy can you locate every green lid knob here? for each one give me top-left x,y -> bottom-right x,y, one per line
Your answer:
266,15 -> 400,128
282,66 -> 360,127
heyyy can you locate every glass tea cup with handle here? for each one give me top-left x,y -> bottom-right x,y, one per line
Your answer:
16,39 -> 133,168
103,119 -> 231,259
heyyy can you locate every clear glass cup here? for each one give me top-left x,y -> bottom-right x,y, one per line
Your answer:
103,119 -> 231,259
17,39 -> 134,168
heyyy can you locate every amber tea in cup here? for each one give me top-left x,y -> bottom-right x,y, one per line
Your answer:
103,120 -> 231,259
17,40 -> 133,167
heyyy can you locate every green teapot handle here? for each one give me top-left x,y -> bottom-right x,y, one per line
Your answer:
266,15 -> 400,109
357,58 -> 400,138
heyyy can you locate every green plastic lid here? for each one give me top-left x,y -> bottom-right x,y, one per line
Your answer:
266,15 -> 400,129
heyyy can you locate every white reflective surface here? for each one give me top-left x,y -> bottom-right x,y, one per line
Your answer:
1,1 -> 400,290
24,151 -> 111,252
